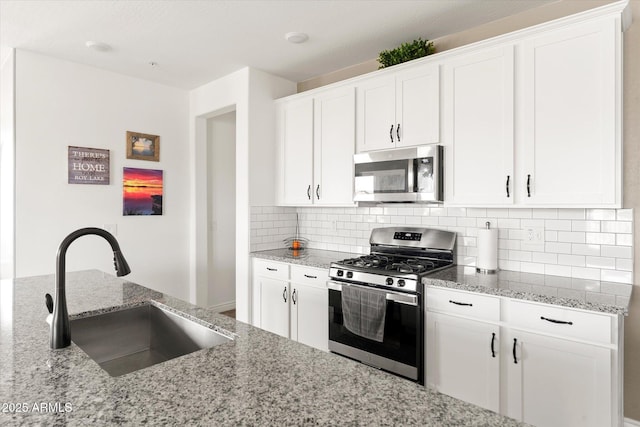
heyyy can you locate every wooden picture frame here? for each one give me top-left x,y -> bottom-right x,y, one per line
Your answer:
126,131 -> 160,162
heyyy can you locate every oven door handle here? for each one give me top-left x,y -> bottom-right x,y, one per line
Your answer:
327,281 -> 418,307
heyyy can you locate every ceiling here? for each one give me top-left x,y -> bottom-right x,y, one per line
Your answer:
0,0 -> 556,90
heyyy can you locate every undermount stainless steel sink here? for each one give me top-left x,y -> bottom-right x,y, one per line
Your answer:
70,303 -> 232,377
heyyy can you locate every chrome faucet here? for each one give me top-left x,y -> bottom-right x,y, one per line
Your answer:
50,227 -> 131,349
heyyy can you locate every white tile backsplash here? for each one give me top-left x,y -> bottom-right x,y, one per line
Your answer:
250,206 -> 634,285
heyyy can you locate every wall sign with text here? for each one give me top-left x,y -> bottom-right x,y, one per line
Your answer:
68,146 -> 110,185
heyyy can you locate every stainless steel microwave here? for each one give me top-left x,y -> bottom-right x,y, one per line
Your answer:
353,145 -> 443,203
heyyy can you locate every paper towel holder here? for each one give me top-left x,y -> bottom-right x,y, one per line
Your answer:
476,222 -> 498,275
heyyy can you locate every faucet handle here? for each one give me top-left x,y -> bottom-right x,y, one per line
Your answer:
45,293 -> 53,314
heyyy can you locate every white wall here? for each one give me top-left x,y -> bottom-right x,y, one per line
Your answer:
0,48 -> 15,279
14,50 -> 191,300
189,67 -> 295,321
207,111 -> 236,310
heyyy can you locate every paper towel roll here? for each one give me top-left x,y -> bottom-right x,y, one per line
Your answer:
477,222 -> 498,274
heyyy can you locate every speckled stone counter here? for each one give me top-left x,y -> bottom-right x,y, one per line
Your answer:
251,248 -> 357,269
0,270 -> 526,426
425,266 -> 632,315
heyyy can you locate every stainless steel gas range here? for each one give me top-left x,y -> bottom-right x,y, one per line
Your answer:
327,227 -> 456,384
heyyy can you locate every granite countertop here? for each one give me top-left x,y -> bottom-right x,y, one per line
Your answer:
1,270 -> 524,426
425,266 -> 632,315
251,248 -> 357,269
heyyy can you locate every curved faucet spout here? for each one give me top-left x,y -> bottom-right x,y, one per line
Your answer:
51,227 -> 131,349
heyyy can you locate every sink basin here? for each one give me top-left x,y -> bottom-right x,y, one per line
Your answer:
70,303 -> 232,377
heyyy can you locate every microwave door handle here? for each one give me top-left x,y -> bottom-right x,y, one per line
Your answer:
407,160 -> 416,192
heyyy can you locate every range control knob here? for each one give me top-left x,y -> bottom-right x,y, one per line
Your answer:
337,270 -> 344,277
385,277 -> 394,286
397,279 -> 406,287
346,271 -> 353,279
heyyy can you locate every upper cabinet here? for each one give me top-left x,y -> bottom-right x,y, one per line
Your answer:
518,18 -> 620,206
276,86 -> 355,206
356,64 -> 440,152
443,45 -> 515,205
445,15 -> 622,207
274,2 -> 627,208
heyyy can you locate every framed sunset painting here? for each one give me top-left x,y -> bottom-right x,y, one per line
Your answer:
123,167 -> 163,216
126,131 -> 159,161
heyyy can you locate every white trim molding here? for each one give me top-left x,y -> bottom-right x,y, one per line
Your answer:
625,417 -> 640,427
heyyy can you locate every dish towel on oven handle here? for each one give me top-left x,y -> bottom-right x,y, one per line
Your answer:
341,284 -> 387,342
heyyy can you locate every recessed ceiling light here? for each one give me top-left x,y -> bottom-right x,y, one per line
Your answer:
148,61 -> 158,67
285,32 -> 309,44
85,41 -> 111,52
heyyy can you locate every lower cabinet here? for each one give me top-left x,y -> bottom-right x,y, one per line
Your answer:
503,329 -> 613,427
252,258 -> 329,352
426,312 -> 500,412
425,286 -> 621,427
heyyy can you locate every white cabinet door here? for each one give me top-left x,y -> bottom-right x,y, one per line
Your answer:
291,283 -> 328,352
444,45 -> 515,205
395,64 -> 440,148
278,98 -> 314,205
520,19 -> 619,206
259,277 -> 290,338
426,312 -> 500,412
313,87 -> 356,206
503,330 -> 613,427
356,75 -> 396,152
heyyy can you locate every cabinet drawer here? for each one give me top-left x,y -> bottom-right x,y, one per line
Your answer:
290,265 -> 329,289
253,259 -> 289,280
426,287 -> 500,322
507,300 -> 612,344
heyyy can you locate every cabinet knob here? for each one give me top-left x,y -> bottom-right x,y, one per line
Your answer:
396,123 -> 400,142
540,316 -> 573,325
527,174 -> 531,197
449,299 -> 473,307
390,124 -> 394,143
512,338 -> 518,364
307,185 -> 311,200
282,286 -> 287,303
316,185 -> 320,200
292,288 -> 297,305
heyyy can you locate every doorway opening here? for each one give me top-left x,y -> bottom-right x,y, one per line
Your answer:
206,110 -> 236,312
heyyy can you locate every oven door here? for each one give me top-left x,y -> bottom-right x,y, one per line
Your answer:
327,281 -> 423,383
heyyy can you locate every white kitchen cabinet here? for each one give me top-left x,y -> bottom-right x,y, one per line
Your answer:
252,258 -> 329,351
426,312 -> 500,412
356,63 -> 439,152
425,286 -> 622,427
443,44 -> 515,206
276,87 -> 355,206
313,86 -> 356,205
277,97 -> 314,205
519,18 -> 620,206
259,276 -> 290,338
290,266 -> 329,351
503,329 -> 613,427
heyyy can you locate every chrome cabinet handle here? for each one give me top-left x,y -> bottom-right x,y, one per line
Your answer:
396,123 -> 400,142
449,300 -> 473,307
491,333 -> 496,358
527,174 -> 531,197
282,286 -> 287,303
316,185 -> 320,200
506,175 -> 510,198
266,267 -> 277,272
304,274 -> 317,279
541,316 -> 573,325
292,288 -> 297,305
307,185 -> 311,200
512,338 -> 518,364
390,124 -> 394,143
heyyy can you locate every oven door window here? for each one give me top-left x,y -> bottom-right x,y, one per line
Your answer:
328,288 -> 420,368
354,160 -> 410,194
